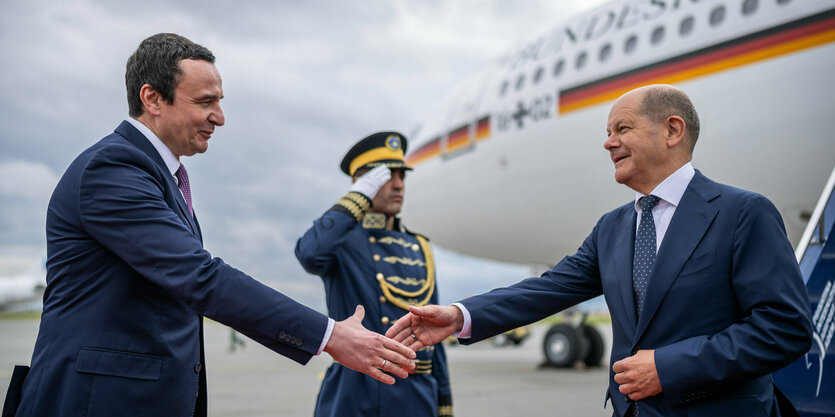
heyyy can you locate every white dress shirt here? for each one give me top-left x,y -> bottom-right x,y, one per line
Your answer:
126,118 -> 335,354
454,162 -> 696,338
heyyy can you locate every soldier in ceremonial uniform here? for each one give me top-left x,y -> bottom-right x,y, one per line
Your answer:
296,132 -> 453,417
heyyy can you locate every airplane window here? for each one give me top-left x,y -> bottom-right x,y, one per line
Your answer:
624,35 -> 638,54
742,0 -> 758,15
651,26 -> 665,45
679,16 -> 694,36
515,74 -> 526,91
575,51 -> 588,69
553,59 -> 565,77
710,5 -> 726,26
499,80 -> 509,96
533,67 -> 544,84
777,0 -> 791,4
599,43 -> 612,62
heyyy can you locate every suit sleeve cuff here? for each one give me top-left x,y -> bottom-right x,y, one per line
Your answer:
451,303 -> 471,339
331,191 -> 372,222
317,318 -> 335,355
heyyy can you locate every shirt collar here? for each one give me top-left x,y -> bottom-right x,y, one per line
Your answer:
634,162 -> 695,211
126,118 -> 181,176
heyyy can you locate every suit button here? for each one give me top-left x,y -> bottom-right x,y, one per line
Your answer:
194,363 -> 202,373
379,296 -> 387,303
381,316 -> 390,326
369,237 -> 376,244
373,254 -> 381,261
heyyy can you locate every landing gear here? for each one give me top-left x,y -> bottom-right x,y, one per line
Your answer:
541,312 -> 605,368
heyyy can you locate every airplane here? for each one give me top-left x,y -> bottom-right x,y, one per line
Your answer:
401,0 -> 835,414
0,259 -> 46,312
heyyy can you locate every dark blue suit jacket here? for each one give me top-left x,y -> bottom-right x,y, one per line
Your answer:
16,121 -> 328,417
460,171 -> 813,417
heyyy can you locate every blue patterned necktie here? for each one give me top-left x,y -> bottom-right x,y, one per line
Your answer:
628,194 -> 660,417
633,194 -> 660,317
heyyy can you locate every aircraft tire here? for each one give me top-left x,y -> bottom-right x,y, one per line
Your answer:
582,325 -> 605,367
542,324 -> 586,367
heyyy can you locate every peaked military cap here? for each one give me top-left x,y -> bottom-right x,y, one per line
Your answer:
340,131 -> 412,176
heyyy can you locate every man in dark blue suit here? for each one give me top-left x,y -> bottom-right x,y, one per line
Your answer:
3,33 -> 415,417
388,85 -> 813,416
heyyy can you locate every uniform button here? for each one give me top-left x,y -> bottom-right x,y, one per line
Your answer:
376,273 -> 384,281
369,237 -> 376,244
279,331 -> 286,338
381,316 -> 390,326
379,296 -> 387,303
373,254 -> 381,261
194,363 -> 202,373
411,244 -> 419,251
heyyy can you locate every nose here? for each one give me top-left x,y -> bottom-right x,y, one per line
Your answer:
389,172 -> 404,189
210,104 -> 225,127
604,133 -> 618,151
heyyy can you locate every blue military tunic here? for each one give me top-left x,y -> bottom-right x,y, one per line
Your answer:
296,193 -> 453,417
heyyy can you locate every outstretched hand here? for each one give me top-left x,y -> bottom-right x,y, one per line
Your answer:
385,305 -> 464,351
324,305 -> 416,384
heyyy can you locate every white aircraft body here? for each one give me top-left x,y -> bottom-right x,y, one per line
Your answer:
0,261 -> 45,311
403,0 -> 835,266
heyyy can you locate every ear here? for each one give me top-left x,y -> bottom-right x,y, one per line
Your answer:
665,115 -> 686,149
139,84 -> 163,116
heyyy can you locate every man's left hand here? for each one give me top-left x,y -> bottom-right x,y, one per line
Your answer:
612,349 -> 662,401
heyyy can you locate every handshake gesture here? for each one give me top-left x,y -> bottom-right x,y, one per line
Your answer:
385,305 -> 465,350
325,304 -> 463,384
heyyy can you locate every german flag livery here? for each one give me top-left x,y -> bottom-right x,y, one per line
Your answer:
559,8 -> 835,114
406,115 -> 491,166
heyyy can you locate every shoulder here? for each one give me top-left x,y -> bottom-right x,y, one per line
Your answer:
695,172 -> 775,212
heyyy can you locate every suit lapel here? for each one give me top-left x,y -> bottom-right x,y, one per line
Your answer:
634,171 -> 720,341
614,206 -> 640,333
114,121 -> 199,236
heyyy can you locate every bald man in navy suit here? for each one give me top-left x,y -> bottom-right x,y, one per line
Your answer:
388,85 -> 813,417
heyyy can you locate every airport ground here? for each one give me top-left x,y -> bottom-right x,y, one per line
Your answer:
0,317 -> 613,416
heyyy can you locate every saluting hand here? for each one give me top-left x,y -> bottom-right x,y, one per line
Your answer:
349,165 -> 391,199
324,305 -> 416,384
612,349 -> 663,401
385,305 -> 464,351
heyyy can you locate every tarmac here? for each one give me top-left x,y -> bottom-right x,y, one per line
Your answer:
0,318 -> 613,416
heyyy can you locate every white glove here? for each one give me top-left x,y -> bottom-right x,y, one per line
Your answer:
350,165 -> 391,199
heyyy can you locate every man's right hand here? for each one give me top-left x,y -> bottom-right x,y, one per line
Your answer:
349,165 -> 391,199
324,305 -> 416,384
385,305 -> 464,351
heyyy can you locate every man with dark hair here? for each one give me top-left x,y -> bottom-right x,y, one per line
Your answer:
3,33 -> 415,417
296,132 -> 453,417
389,84 -> 813,416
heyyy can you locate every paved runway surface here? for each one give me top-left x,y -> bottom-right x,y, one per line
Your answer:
0,319 -> 613,416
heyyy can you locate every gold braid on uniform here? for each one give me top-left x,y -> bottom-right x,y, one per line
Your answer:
377,235 -> 435,311
332,191 -> 372,221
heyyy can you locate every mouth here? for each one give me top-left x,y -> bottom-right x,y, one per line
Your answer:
199,130 -> 214,140
612,154 -> 629,165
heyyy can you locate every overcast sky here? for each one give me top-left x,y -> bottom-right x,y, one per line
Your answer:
0,0 -> 608,310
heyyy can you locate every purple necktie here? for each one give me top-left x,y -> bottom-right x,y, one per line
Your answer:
175,163 -> 193,217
